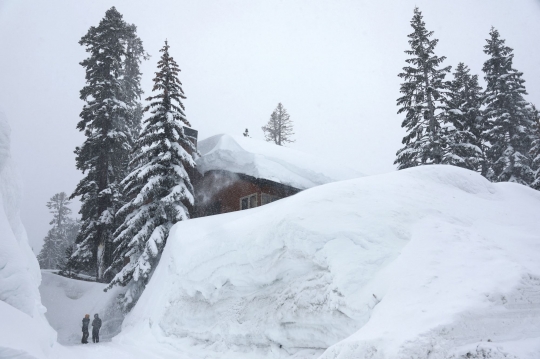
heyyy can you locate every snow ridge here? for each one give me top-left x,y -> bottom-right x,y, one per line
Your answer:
118,165 -> 540,358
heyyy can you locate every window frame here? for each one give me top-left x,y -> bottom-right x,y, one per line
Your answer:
239,193 -> 258,210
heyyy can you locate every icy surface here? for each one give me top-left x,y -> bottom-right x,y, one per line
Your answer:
0,113 -> 56,358
196,134 -> 363,189
118,165 -> 540,359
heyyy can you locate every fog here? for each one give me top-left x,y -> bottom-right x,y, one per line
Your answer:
0,0 -> 539,252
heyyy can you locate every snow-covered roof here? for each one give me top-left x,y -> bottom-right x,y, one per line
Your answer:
196,134 -> 362,190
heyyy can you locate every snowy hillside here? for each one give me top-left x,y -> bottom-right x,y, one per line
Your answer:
0,113 -> 56,359
196,134 -> 363,189
118,165 -> 540,359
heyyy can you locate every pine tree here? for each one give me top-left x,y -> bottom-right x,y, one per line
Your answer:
482,27 -> 535,185
71,7 -> 146,281
395,7 -> 451,170
262,103 -> 295,145
441,63 -> 485,173
105,41 -> 196,310
530,104 -> 540,190
37,193 -> 79,269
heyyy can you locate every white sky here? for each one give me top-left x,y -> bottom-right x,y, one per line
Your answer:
0,0 -> 539,252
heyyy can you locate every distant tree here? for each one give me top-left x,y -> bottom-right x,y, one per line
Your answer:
37,193 -> 79,270
262,103 -> 295,145
71,7 -> 146,281
60,243 -> 76,277
441,63 -> 485,173
482,27 -> 535,185
105,41 -> 196,311
395,7 -> 451,170
530,104 -> 540,190
243,128 -> 250,137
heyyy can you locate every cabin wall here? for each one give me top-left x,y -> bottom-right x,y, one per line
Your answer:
193,170 -> 299,217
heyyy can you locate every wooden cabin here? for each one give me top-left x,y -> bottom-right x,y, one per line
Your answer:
187,133 -> 360,218
193,170 -> 300,217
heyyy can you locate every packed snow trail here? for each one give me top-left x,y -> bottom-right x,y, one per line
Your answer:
38,271 -> 125,345
115,165 -> 540,359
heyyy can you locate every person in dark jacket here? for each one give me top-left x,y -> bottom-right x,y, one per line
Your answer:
81,314 -> 90,344
92,313 -> 102,343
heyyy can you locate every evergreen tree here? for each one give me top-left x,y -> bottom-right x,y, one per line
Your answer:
71,7 -> 146,281
262,103 -> 295,145
530,104 -> 540,190
37,193 -> 79,269
395,7 -> 451,170
482,27 -> 535,185
441,63 -> 485,173
106,41 -> 196,310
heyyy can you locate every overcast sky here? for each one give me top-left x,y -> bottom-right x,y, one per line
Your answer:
1,0 -> 539,252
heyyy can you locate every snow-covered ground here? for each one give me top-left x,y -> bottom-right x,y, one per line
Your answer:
115,165 -> 540,359
39,271 -> 126,345
196,134 -> 363,189
3,113 -> 540,358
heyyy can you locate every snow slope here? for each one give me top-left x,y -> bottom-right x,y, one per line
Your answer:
0,113 -> 56,359
196,134 -> 363,189
118,165 -> 540,359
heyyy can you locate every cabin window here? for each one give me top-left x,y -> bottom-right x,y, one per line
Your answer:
261,193 -> 280,205
240,193 -> 257,210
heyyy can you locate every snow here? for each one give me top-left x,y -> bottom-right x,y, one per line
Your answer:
114,165 -> 540,359
3,110 -> 540,358
0,112 -> 56,358
39,271 -> 125,345
196,134 -> 363,189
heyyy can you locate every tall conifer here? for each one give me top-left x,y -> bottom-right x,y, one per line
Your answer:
395,7 -> 451,170
71,7 -> 146,281
482,28 -> 535,185
441,63 -> 485,173
106,41 -> 195,310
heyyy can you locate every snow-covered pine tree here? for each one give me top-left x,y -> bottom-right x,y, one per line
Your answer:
441,62 -> 485,173
530,104 -> 540,190
37,193 -> 79,269
71,7 -> 145,281
395,7 -> 451,170
105,41 -> 196,310
482,27 -> 535,185
262,103 -> 295,145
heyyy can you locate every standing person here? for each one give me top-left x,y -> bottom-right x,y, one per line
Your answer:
91,313 -> 102,343
81,314 -> 90,344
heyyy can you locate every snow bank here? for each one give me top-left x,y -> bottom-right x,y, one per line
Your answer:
0,112 -> 56,358
196,134 -> 362,189
120,165 -> 540,359
39,271 -> 126,345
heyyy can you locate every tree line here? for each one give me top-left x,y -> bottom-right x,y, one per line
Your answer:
34,7 -> 195,311
396,8 -> 540,189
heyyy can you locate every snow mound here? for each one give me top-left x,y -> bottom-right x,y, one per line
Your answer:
119,165 -> 540,359
0,112 -> 56,358
196,134 -> 363,189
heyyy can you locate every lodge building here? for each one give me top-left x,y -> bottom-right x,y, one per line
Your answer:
184,130 -> 359,218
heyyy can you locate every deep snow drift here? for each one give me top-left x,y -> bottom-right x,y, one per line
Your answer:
0,113 -> 56,358
117,165 -> 540,359
196,134 -> 362,189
